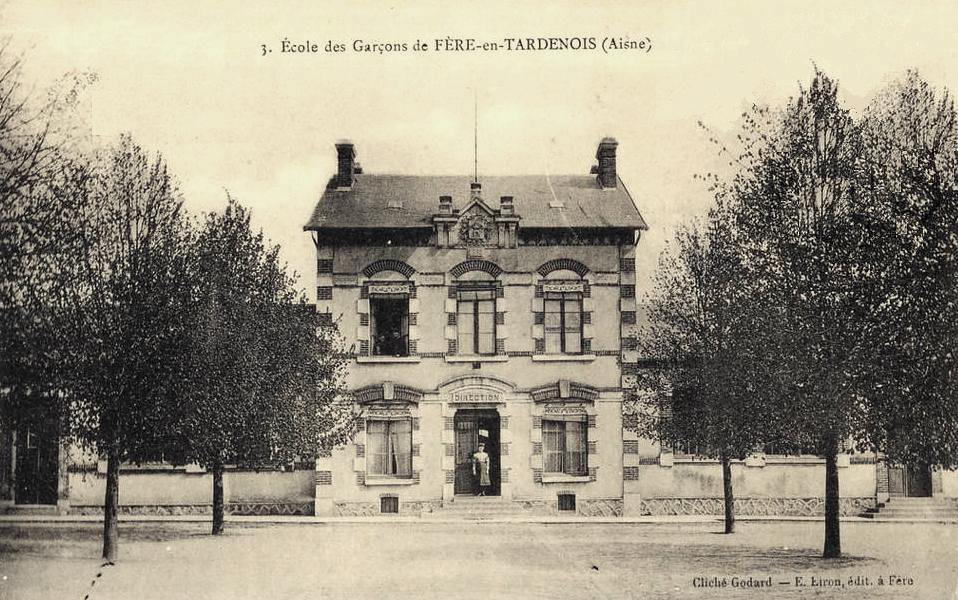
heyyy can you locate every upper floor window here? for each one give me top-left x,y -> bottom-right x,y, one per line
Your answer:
542,268 -> 585,355
371,293 -> 409,357
544,291 -> 582,354
457,284 -> 496,355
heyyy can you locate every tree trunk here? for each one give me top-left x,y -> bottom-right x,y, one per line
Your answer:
823,446 -> 842,558
101,444 -> 120,561
721,453 -> 735,534
212,462 -> 225,535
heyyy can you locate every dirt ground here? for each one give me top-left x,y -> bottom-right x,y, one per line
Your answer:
1,520 -> 956,599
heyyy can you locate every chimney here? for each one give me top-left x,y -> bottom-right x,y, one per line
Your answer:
335,141 -> 356,188
438,195 -> 453,215
470,181 -> 482,201
595,137 -> 618,189
499,196 -> 514,215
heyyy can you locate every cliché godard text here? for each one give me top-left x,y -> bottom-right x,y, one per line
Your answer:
260,36 -> 653,56
691,573 -> 915,590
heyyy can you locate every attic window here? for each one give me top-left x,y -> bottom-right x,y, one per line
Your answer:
386,199 -> 403,209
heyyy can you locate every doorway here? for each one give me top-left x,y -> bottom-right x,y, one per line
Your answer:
888,464 -> 933,497
14,411 -> 59,505
454,409 -> 500,496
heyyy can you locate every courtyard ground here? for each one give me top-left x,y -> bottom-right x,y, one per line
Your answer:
0,520 -> 955,600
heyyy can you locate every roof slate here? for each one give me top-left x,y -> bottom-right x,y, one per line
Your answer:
303,174 -> 648,231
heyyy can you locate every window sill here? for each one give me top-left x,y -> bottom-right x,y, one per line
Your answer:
364,477 -> 416,486
445,355 -> 510,363
531,354 -> 596,362
356,356 -> 421,364
541,474 -> 591,484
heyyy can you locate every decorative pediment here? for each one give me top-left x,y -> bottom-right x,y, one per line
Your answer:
438,374 -> 516,399
456,206 -> 496,247
432,184 -> 520,249
531,380 -> 599,403
353,381 -> 424,405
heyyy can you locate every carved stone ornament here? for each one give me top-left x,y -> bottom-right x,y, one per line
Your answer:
367,283 -> 410,295
543,403 -> 587,416
458,212 -> 494,247
365,406 -> 412,419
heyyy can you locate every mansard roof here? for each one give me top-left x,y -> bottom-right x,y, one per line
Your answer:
303,174 -> 648,231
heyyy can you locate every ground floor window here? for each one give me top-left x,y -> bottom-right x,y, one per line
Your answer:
557,493 -> 577,512
543,419 -> 587,476
380,495 -> 399,513
367,419 -> 412,477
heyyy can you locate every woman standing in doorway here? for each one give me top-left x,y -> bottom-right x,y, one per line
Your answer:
472,443 -> 491,496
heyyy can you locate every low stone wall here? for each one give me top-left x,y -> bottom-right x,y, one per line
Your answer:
333,500 -> 443,517
638,497 -> 876,517
69,502 -> 314,516
577,498 -> 624,517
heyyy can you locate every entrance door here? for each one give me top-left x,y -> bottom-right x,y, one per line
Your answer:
888,464 -> 932,497
453,410 -> 500,496
15,417 -> 59,505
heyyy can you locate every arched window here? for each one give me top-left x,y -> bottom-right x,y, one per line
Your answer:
362,261 -> 415,358
450,260 -> 503,357
542,268 -> 586,355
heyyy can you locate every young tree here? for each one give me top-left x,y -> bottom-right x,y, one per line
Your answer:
54,134 -> 194,561
176,198 -> 351,535
720,70 -> 872,558
634,211 -> 779,534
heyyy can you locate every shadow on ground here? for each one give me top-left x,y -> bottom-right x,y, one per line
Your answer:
0,523 -> 215,559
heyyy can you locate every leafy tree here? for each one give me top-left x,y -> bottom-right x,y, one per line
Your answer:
662,68 -> 958,560
54,134 -> 193,561
0,43 -> 94,501
634,210 -> 780,534
175,197 -> 351,535
857,72 -> 958,481
718,70 -> 874,558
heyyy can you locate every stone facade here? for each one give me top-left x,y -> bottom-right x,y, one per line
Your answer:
308,138 -> 645,517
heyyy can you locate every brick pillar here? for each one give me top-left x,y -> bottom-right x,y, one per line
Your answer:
876,458 -> 889,503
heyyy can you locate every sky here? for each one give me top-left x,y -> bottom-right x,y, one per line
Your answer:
4,1 -> 958,299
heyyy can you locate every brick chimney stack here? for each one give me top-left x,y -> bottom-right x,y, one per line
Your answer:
595,137 -> 618,189
470,181 -> 482,201
335,141 -> 356,188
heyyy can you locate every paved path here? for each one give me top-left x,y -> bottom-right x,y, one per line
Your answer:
1,521 -> 956,599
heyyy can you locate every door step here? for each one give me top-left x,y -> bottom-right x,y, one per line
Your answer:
423,497 -> 547,520
862,498 -> 958,520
